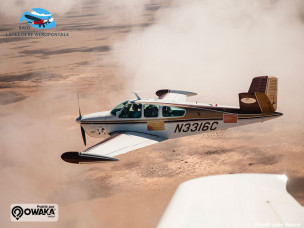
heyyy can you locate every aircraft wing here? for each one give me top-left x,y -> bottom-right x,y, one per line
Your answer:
62,132 -> 165,163
25,14 -> 41,21
158,174 -> 304,228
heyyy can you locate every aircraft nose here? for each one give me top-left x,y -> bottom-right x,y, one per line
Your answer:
75,116 -> 81,124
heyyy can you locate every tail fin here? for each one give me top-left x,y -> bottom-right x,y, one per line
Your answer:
239,76 -> 278,113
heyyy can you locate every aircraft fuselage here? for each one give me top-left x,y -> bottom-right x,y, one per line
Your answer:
78,101 -> 282,140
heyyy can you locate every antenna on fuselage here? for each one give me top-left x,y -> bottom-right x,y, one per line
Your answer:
132,91 -> 143,100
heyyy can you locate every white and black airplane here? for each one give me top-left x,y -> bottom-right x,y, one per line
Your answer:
25,14 -> 54,28
62,76 -> 282,164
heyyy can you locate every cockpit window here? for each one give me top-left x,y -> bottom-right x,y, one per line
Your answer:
144,104 -> 159,118
162,106 -> 186,117
110,100 -> 129,116
119,103 -> 142,118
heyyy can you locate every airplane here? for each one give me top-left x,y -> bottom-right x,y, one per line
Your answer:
25,14 -> 54,28
61,76 -> 283,164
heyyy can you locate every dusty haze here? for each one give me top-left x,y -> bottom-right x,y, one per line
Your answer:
0,0 -> 303,227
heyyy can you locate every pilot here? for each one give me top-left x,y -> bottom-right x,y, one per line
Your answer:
132,104 -> 141,118
151,106 -> 158,117
119,105 -> 130,118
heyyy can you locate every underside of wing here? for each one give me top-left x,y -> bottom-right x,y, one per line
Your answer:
25,14 -> 41,21
61,132 -> 165,164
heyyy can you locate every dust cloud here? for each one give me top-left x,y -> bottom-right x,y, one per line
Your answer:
114,0 -> 304,120
112,0 -> 304,209
0,85 -> 112,228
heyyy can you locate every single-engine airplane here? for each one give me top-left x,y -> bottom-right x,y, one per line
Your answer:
62,76 -> 282,164
25,14 -> 54,28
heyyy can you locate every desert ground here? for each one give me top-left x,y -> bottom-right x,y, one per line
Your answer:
0,0 -> 304,227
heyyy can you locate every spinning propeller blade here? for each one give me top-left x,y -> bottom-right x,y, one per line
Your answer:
81,126 -> 86,146
77,92 -> 86,146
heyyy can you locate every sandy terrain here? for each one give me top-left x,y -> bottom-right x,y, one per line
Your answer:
1,1 -> 303,228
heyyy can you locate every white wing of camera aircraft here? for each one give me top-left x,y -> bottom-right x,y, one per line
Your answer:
62,76 -> 282,164
157,174 -> 304,228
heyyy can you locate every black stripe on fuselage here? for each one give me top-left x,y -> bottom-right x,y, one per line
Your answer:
80,118 -> 221,125
79,113 -> 282,125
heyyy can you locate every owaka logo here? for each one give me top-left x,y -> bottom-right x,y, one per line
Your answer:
11,204 -> 58,222
11,206 -> 23,220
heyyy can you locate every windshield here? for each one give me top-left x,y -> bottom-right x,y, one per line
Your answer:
119,103 -> 142,118
110,100 -> 129,116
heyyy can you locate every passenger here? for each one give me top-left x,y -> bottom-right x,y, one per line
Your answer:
163,106 -> 172,117
144,106 -> 151,117
151,106 -> 158,117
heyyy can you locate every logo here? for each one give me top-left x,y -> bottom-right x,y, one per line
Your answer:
5,8 -> 68,37
11,206 -> 23,220
20,8 -> 56,29
11,204 -> 58,222
241,97 -> 257,104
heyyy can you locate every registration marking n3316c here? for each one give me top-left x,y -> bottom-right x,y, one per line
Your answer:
174,121 -> 219,133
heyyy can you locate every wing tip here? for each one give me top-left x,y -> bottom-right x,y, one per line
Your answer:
61,152 -> 119,164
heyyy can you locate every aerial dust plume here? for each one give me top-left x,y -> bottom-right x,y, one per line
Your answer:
114,0 -> 304,121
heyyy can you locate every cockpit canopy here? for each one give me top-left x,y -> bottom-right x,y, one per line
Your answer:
110,100 -> 129,116
110,100 -> 186,118
119,103 -> 142,118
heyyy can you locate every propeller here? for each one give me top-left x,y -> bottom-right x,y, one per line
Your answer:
46,16 -> 50,25
81,126 -> 86,146
77,92 -> 86,146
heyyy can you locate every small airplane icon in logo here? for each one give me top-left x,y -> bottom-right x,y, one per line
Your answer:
25,15 -> 54,28
20,8 -> 56,29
